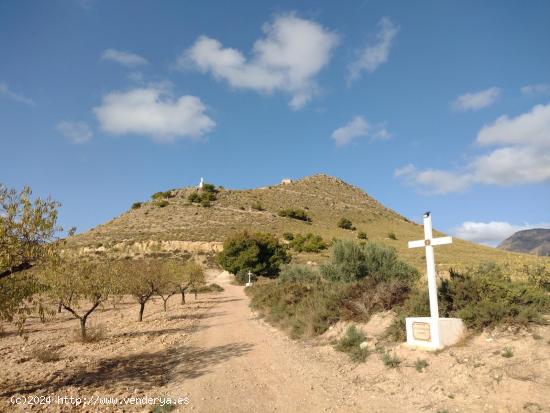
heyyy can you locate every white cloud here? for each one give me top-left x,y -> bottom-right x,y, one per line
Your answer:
101,49 -> 149,67
331,116 -> 391,146
521,84 -> 550,96
476,103 -> 550,147
453,221 -> 550,247
348,17 -> 399,82
0,82 -> 35,106
331,116 -> 368,146
395,103 -> 550,194
451,87 -> 501,112
93,86 -> 215,142
56,121 -> 93,144
179,14 -> 338,109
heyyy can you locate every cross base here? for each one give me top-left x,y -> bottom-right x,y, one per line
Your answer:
406,317 -> 465,350
245,282 -> 253,287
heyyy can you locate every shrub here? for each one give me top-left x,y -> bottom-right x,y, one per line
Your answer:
251,201 -> 265,211
32,348 -> 61,362
131,202 -> 142,209
200,198 -> 211,208
151,190 -> 174,200
320,240 -> 419,283
357,231 -> 368,240
501,347 -> 514,358
524,264 -> 550,291
202,183 -> 217,193
283,232 -> 294,241
278,265 -> 320,283
289,233 -> 327,253
188,192 -> 201,203
415,358 -> 428,372
217,231 -> 290,278
337,217 -> 355,230
194,283 -> 224,293
438,264 -> 550,329
388,232 -> 397,240
334,325 -> 369,362
381,351 -> 401,368
278,208 -> 311,222
156,200 -> 169,208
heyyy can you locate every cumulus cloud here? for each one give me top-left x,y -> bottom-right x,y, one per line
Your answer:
521,84 -> 550,96
453,221 -> 550,247
395,103 -> 550,194
0,82 -> 35,106
331,116 -> 368,146
451,87 -> 501,112
331,116 -> 391,146
179,14 -> 338,109
93,86 -> 215,142
348,17 -> 399,82
101,49 -> 149,67
56,121 -> 93,144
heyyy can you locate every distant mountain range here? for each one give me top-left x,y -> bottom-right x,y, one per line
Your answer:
498,228 -> 550,256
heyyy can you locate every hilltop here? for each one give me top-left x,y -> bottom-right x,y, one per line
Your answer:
498,228 -> 550,256
69,174 -> 547,270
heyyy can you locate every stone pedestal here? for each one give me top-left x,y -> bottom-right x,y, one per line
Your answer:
406,317 -> 465,350
245,282 -> 252,287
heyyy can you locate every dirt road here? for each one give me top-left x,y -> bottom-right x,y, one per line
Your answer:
166,271 -> 404,413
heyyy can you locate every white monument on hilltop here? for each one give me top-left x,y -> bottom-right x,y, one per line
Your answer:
245,270 -> 253,287
406,212 -> 465,350
198,177 -> 204,189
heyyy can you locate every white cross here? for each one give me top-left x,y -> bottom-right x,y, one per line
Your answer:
408,212 -> 452,347
245,271 -> 253,287
199,177 -> 204,189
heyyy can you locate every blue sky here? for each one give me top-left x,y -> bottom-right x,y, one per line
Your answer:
1,0 -> 549,246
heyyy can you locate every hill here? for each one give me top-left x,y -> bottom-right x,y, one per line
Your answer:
69,174 -> 547,271
498,228 -> 550,256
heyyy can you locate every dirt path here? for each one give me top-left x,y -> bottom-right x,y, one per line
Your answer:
166,271 -> 403,413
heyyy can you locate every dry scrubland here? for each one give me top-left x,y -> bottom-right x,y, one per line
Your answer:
68,174 -> 549,274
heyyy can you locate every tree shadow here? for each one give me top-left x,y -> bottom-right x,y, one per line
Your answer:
1,342 -> 253,397
167,311 -> 226,321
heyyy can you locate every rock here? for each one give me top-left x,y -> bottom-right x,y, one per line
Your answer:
359,342 -> 368,350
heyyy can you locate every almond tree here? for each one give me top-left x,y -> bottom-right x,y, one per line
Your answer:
186,261 -> 205,300
44,258 -> 116,340
122,259 -> 164,321
156,261 -> 180,311
0,185 -> 60,324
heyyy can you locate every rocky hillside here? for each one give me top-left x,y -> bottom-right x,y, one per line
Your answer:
498,228 -> 550,256
69,174 -> 547,270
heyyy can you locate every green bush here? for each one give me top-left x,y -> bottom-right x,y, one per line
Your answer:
388,232 -> 397,240
357,231 -> 368,240
334,325 -> 369,362
283,232 -> 294,241
131,202 -> 142,209
278,265 -> 320,283
202,183 -> 217,193
251,201 -> 265,211
217,231 -> 290,278
188,192 -> 201,203
151,190 -> 174,200
381,351 -> 401,368
337,217 -> 355,230
289,233 -> 327,253
278,208 -> 311,222
320,240 -> 419,283
155,200 -> 169,208
438,264 -> 550,329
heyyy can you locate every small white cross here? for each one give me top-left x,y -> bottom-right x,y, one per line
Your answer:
245,270 -> 253,287
408,211 -> 452,348
199,177 -> 204,189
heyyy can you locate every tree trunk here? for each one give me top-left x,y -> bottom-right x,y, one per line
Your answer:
80,318 -> 87,341
139,302 -> 145,322
57,301 -> 62,313
181,290 -> 186,304
194,290 -> 197,300
163,299 -> 167,312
